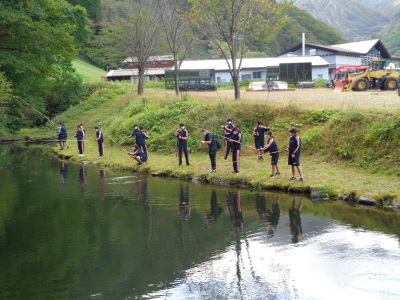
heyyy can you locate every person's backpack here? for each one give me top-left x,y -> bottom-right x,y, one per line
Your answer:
215,139 -> 222,150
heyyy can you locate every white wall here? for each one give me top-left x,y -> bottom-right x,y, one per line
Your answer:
312,67 -> 329,80
214,67 -> 329,82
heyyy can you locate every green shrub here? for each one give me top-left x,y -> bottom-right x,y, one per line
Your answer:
313,79 -> 329,88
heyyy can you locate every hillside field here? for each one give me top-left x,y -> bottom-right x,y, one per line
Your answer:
72,59 -> 107,82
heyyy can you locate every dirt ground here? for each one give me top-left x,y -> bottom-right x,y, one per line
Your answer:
183,88 -> 400,111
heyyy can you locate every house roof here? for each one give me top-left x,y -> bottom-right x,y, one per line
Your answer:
175,56 -> 329,71
107,68 -> 166,77
123,55 -> 173,64
279,39 -> 392,58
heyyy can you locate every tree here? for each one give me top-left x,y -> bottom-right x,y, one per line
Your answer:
100,0 -> 162,95
0,0 -> 88,86
187,0 -> 289,100
0,0 -> 89,129
156,0 -> 195,96
66,0 -> 103,23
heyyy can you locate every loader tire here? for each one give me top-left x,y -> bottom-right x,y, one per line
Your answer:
383,78 -> 398,91
354,78 -> 369,91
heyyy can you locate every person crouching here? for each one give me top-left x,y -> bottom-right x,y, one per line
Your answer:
127,144 -> 148,165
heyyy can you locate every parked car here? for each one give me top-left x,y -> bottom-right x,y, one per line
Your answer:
179,84 -> 217,91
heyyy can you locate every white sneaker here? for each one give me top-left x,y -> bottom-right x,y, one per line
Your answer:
78,154 -> 84,157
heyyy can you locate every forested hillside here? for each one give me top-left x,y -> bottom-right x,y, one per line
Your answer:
77,0 -> 347,68
289,0 -> 400,56
0,0 -> 347,134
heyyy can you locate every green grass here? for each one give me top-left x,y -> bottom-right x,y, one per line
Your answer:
54,144 -> 400,197
72,59 -> 107,82
19,83 -> 400,198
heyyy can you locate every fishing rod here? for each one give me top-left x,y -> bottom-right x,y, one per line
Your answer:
8,139 -> 92,146
20,98 -> 57,127
187,124 -> 258,150
85,119 -> 133,159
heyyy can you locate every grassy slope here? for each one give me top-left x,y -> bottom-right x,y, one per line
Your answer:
39,85 -> 400,200
72,59 -> 107,82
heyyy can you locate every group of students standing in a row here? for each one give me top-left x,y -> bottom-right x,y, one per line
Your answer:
197,118 -> 304,181
57,118 -> 304,181
56,123 -> 104,157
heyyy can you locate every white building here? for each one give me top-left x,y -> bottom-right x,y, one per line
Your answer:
279,39 -> 398,73
176,56 -> 330,82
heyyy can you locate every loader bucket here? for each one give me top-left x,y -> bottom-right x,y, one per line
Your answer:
333,80 -> 345,92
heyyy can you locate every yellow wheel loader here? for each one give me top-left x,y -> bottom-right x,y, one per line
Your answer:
334,60 -> 400,92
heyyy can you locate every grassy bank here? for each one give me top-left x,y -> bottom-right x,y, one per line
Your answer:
17,83 -> 400,203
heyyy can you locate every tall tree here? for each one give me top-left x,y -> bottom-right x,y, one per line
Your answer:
100,0 -> 162,95
156,0 -> 195,96
187,0 -> 289,100
66,0 -> 102,23
0,0 -> 89,129
0,0 -> 88,85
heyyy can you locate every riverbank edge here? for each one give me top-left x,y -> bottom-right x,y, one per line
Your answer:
54,149 -> 400,210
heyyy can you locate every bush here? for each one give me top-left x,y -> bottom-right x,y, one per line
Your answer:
313,79 -> 329,88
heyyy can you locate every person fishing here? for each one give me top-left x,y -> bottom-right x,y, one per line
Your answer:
252,121 -> 270,160
221,118 -> 235,161
231,126 -> 242,174
286,128 -> 304,181
127,144 -> 148,165
74,125 -> 85,157
129,125 -> 149,155
95,126 -> 104,157
174,122 -> 190,166
199,127 -> 218,173
259,131 -> 281,177
56,122 -> 68,150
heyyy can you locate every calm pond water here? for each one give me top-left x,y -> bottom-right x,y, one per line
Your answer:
1,145 -> 400,300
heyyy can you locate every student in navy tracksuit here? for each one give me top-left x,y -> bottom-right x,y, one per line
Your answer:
259,131 -> 281,177
231,126 -> 242,174
199,127 -> 218,173
253,121 -> 270,160
127,144 -> 148,164
95,126 -> 104,157
286,128 -> 304,181
129,125 -> 149,155
174,122 -> 190,166
221,118 -> 235,160
57,122 -> 68,150
74,125 -> 85,156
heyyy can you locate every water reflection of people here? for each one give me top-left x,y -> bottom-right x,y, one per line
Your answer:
205,189 -> 223,228
255,194 -> 268,223
59,161 -> 69,183
289,197 -> 303,243
99,169 -> 106,200
79,164 -> 87,184
179,184 -> 191,220
136,178 -> 148,202
227,191 -> 243,232
268,195 -> 280,238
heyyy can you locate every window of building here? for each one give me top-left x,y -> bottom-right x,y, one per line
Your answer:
241,74 -> 251,80
253,71 -> 262,79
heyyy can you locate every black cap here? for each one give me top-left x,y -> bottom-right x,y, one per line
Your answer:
180,123 -> 185,127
